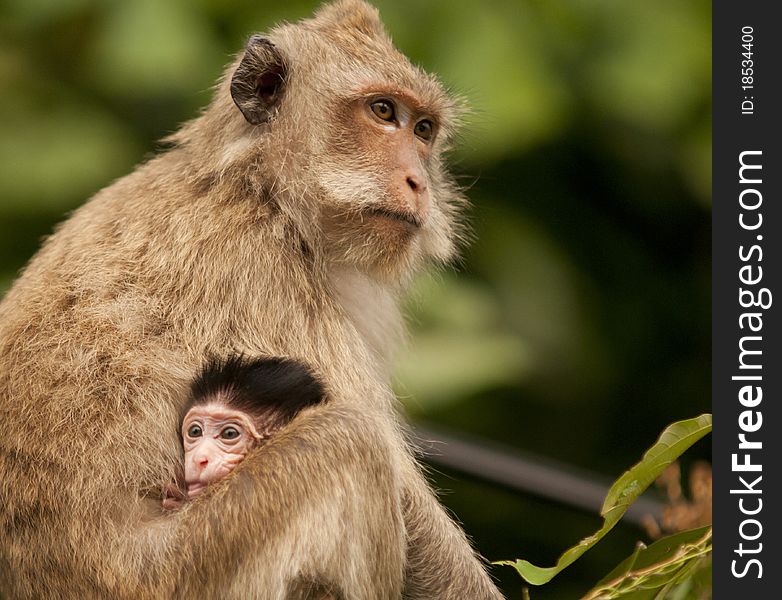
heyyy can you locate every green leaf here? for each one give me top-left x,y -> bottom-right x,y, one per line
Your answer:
596,541 -> 647,589
601,414 -> 712,516
584,527 -> 712,600
496,414 -> 712,585
595,526 -> 711,588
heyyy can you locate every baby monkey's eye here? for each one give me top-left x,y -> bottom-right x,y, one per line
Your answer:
370,99 -> 395,122
414,119 -> 433,141
187,424 -> 202,438
221,426 -> 241,440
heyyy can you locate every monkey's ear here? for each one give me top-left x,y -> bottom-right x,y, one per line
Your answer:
230,36 -> 287,125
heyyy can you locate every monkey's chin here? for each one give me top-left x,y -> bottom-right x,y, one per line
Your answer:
324,216 -> 421,279
350,234 -> 423,283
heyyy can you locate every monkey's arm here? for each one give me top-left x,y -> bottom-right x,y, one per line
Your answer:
401,461 -> 505,600
168,404 -> 406,599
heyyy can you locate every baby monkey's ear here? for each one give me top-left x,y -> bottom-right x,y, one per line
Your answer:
230,35 -> 287,125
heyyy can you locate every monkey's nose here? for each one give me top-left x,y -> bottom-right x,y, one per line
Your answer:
405,174 -> 429,217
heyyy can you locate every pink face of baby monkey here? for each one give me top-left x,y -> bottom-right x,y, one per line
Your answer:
182,401 -> 263,498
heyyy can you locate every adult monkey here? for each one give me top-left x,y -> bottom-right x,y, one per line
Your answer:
0,1 -> 502,598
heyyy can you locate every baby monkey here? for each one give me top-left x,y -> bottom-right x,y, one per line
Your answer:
163,355 -> 327,509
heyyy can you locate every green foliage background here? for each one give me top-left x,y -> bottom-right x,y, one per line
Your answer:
0,1 -> 711,597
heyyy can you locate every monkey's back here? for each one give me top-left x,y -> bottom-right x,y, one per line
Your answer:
0,154 -> 194,595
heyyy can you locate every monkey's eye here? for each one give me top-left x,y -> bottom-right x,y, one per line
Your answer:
221,426 -> 241,440
370,99 -> 396,122
187,424 -> 202,438
414,119 -> 433,141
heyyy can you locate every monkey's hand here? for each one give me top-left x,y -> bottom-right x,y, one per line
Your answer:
162,481 -> 187,510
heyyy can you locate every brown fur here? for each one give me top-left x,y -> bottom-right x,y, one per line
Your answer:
0,1 -> 502,598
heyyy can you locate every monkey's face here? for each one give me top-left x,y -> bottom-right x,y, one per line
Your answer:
313,88 -> 461,278
220,5 -> 466,281
181,402 -> 261,498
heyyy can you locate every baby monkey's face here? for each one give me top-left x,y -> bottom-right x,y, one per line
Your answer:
182,401 -> 263,498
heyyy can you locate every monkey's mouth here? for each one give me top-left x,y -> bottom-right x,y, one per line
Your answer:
364,207 -> 423,229
186,481 -> 207,497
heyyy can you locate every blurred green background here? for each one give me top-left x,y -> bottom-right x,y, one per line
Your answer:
0,0 -> 711,597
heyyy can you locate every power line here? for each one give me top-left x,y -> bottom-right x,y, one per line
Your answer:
412,423 -> 664,528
